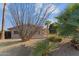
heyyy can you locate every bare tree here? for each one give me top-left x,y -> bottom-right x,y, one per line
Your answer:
1,3 -> 6,40
8,3 -> 56,41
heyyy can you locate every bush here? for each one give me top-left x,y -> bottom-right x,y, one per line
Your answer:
32,40 -> 49,56
47,36 -> 62,42
32,40 -> 58,56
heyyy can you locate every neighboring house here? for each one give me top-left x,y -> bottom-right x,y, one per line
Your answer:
0,31 -> 11,39
8,25 -> 47,39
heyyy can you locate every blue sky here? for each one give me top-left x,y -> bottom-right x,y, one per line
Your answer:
0,3 -> 68,30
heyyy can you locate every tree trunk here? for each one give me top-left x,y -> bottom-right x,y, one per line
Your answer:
1,3 -> 6,40
21,37 -> 30,42
22,38 -> 29,42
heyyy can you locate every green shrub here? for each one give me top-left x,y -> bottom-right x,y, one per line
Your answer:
32,40 -> 58,56
47,36 -> 62,42
33,40 -> 49,56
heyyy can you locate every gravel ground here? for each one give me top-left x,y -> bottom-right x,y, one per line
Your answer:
1,39 -> 79,56
49,42 -> 79,56
0,46 -> 33,56
0,39 -> 44,56
1,42 -> 79,56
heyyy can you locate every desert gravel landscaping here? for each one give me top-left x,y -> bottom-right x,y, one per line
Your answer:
0,39 -> 45,56
0,38 -> 79,56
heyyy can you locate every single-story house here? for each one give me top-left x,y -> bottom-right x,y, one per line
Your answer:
8,25 -> 48,39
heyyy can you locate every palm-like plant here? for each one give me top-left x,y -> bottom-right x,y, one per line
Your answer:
56,4 -> 79,48
32,40 -> 58,56
56,4 -> 79,37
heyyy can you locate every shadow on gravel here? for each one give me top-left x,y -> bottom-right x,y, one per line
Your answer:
49,42 -> 79,56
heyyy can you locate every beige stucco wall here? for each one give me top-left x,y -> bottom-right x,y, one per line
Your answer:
11,30 -> 20,39
10,29 -> 46,39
